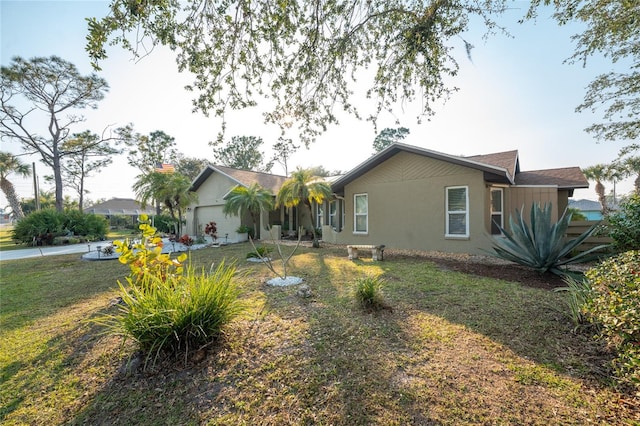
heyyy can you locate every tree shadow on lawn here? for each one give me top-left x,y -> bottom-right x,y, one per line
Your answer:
50,248 -> 634,425
376,256 -> 615,379
0,254 -> 129,333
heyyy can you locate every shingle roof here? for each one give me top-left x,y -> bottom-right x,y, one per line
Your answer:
190,165 -> 287,194
514,167 -> 589,189
465,150 -> 519,181
331,143 -> 513,192
83,198 -> 156,216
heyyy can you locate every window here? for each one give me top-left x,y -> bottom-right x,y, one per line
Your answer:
315,203 -> 324,228
354,193 -> 368,233
329,200 -> 338,229
490,188 -> 503,235
446,186 -> 469,237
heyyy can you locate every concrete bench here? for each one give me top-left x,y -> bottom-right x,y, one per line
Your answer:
347,244 -> 385,261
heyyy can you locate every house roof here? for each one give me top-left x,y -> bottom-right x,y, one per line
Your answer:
514,167 -> 589,189
190,165 -> 288,194
331,143 -> 514,192
465,150 -> 520,180
331,143 -> 589,194
83,198 -> 156,216
568,199 -> 602,211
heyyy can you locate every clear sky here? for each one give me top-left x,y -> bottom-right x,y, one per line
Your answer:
0,0 -> 634,209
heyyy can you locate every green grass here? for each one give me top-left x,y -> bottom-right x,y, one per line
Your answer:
0,243 -> 635,425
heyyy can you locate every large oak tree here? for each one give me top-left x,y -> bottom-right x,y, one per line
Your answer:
87,0 -> 509,145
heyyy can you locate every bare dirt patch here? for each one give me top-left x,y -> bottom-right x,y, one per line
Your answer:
382,248 -> 571,290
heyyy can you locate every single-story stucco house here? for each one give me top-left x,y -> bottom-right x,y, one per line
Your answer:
185,142 -> 589,254
320,143 -> 588,254
185,165 -> 288,242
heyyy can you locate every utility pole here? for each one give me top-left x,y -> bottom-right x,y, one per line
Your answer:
32,162 -> 40,211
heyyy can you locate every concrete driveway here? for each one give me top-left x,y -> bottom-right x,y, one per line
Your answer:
0,241 -> 109,261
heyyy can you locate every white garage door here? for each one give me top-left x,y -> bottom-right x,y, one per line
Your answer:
193,205 -> 240,241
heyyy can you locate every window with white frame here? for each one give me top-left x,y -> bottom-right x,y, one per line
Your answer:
329,200 -> 337,229
490,188 -> 503,235
354,193 -> 368,233
315,203 -> 324,228
446,186 -> 469,237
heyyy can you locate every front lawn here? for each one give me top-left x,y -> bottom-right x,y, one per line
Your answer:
0,243 -> 637,425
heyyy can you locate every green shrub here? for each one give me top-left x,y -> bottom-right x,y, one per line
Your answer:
489,202 -> 608,276
246,246 -> 272,259
354,275 -> 388,311
608,194 -> 640,252
11,210 -> 108,244
61,210 -> 108,240
105,261 -> 243,366
12,209 -> 63,244
153,214 -> 177,233
584,251 -> 640,388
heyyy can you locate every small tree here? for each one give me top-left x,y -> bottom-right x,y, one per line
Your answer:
223,183 -> 274,239
276,168 -> 332,247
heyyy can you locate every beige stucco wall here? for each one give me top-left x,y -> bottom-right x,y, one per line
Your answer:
185,173 -> 242,238
328,151 -> 495,254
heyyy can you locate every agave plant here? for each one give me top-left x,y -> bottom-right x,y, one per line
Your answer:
489,202 -> 609,276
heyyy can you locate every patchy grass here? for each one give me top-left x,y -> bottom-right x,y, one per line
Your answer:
1,243 -> 638,425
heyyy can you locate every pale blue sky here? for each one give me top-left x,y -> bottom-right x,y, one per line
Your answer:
0,0 -> 633,207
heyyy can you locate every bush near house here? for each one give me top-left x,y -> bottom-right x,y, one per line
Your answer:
584,251 -> 640,389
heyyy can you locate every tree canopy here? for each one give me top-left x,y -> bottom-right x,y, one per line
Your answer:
87,0 -> 509,145
373,127 -> 410,153
0,56 -> 123,212
211,136 -> 273,172
528,0 -> 639,142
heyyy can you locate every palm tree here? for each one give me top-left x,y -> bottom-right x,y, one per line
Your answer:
223,183 -> 274,239
0,151 -> 31,220
583,164 -> 610,215
622,156 -> 640,195
276,168 -> 332,247
133,172 -> 198,235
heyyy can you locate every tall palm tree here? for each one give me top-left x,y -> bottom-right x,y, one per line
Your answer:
0,151 -> 31,220
622,156 -> 640,195
583,164 -> 609,215
276,168 -> 332,247
223,183 -> 274,239
133,172 -> 198,235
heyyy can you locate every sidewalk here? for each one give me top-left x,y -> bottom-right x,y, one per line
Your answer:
0,241 -> 110,261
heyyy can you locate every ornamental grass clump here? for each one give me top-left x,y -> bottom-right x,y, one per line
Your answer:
99,215 -> 243,367
354,275 -> 388,312
110,261 -> 243,366
489,202 -> 608,276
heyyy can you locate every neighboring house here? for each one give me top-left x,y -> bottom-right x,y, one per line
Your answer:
320,143 -> 589,254
83,198 -> 156,226
568,199 -> 604,220
185,165 -> 288,242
